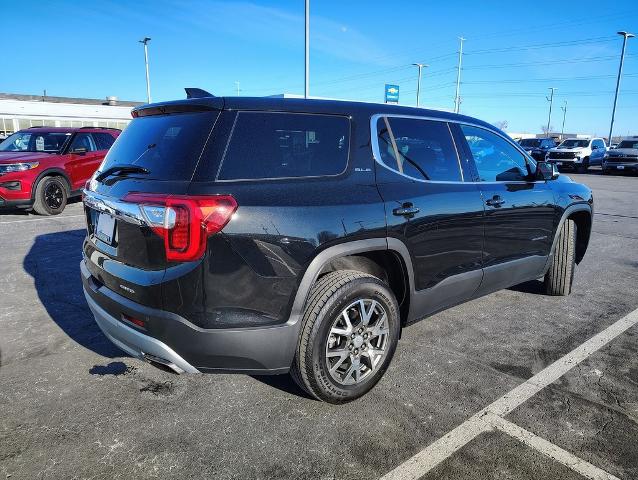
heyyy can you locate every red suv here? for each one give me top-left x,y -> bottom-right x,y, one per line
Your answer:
0,127 -> 120,215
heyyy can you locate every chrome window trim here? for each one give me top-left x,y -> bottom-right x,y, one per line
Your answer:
370,113 -> 543,185
214,110 -> 352,183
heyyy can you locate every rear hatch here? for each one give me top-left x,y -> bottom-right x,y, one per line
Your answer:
82,103 -> 224,310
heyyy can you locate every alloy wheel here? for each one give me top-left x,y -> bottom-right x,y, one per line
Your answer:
325,298 -> 390,385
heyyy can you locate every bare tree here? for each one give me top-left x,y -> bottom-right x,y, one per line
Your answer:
493,120 -> 508,130
541,124 -> 554,135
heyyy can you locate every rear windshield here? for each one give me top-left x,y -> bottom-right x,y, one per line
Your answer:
98,111 -> 217,181
218,112 -> 349,180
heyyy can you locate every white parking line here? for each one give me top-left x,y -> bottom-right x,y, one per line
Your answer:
0,214 -> 85,225
485,414 -> 620,480
381,306 -> 638,480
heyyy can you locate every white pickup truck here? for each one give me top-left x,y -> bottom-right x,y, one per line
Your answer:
546,137 -> 607,173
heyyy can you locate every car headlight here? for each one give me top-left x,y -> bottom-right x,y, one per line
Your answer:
0,162 -> 39,175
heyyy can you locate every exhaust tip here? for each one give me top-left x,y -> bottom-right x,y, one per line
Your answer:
142,352 -> 185,374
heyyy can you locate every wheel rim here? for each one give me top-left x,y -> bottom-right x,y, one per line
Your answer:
44,182 -> 63,209
325,298 -> 390,386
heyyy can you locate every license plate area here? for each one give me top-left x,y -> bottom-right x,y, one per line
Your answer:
556,162 -> 562,166
96,212 -> 116,245
617,165 -> 625,170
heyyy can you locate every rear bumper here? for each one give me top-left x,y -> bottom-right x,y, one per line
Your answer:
84,289 -> 200,374
81,259 -> 300,374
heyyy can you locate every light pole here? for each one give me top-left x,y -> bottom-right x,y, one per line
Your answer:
412,63 -> 428,107
608,31 -> 634,146
235,81 -> 241,96
139,37 -> 152,104
454,37 -> 465,113
560,100 -> 568,140
546,87 -> 557,135
304,0 -> 309,99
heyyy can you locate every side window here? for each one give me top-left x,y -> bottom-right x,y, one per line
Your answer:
69,133 -> 97,152
93,132 -> 116,150
593,139 -> 605,150
375,117 -> 461,182
218,112 -> 349,180
460,125 -> 529,182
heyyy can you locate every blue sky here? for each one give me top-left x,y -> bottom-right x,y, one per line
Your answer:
1,0 -> 637,135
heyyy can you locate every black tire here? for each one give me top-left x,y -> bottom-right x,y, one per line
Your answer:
577,157 -> 590,173
544,219 -> 576,296
32,176 -> 68,215
290,270 -> 400,404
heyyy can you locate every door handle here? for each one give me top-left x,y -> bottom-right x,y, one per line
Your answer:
393,203 -> 420,217
485,195 -> 505,207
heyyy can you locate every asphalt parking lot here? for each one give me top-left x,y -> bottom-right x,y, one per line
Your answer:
1,171 -> 637,480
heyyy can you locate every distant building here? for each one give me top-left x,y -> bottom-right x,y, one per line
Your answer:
0,93 -> 143,136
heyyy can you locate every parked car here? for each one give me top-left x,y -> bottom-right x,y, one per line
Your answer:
81,92 -> 593,403
0,127 -> 120,214
546,137 -> 606,173
602,136 -> 638,174
518,137 -> 556,161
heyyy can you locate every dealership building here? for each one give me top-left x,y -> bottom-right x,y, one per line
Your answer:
0,92 -> 143,137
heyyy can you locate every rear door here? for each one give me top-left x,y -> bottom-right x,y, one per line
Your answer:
455,123 -> 557,294
373,115 -> 485,319
66,132 -> 101,190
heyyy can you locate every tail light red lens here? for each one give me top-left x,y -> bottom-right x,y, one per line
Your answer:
123,193 -> 238,262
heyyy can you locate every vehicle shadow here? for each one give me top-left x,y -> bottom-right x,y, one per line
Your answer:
23,229 -> 123,358
250,374 -> 315,400
509,279 -> 545,295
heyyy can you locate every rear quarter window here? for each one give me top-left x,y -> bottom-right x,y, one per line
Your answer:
217,112 -> 350,181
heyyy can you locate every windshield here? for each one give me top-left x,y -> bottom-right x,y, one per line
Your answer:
519,139 -> 541,147
559,139 -> 589,148
0,131 -> 71,153
617,140 -> 638,149
98,111 -> 218,181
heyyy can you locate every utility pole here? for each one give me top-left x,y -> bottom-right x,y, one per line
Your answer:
412,63 -> 428,107
139,37 -> 152,103
608,31 -> 634,146
546,87 -> 557,135
304,0 -> 310,99
560,100 -> 568,140
454,37 -> 465,113
235,81 -> 241,96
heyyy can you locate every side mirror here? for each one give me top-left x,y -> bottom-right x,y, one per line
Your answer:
535,161 -> 559,181
71,147 -> 87,155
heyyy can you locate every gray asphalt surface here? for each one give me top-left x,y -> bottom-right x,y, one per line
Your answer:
1,172 -> 637,479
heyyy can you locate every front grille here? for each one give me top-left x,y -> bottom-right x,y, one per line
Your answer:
606,155 -> 638,164
549,151 -> 576,159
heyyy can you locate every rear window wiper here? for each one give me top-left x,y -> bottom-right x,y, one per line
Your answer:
95,164 -> 150,182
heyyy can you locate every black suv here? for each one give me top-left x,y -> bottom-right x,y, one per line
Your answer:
519,137 -> 556,161
81,92 -> 593,403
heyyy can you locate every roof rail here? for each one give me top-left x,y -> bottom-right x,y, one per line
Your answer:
79,126 -> 120,130
185,88 -> 214,99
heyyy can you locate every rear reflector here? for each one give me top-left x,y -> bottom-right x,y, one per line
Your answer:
123,193 -> 238,262
122,313 -> 145,328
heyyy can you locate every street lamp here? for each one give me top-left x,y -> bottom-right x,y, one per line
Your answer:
546,87 -> 557,135
608,31 -> 634,145
139,37 -> 152,104
412,63 -> 428,107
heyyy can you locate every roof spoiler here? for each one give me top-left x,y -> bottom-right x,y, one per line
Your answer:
185,88 -> 214,99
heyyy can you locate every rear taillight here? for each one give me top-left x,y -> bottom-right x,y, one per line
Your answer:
123,193 -> 238,262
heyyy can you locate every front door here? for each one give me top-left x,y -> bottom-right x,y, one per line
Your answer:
455,123 -> 557,294
373,115 -> 485,320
